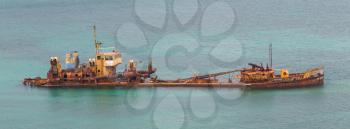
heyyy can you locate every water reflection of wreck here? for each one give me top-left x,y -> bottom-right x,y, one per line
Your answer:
23,26 -> 324,89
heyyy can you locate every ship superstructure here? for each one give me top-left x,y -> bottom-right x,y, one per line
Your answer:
36,25 -> 155,86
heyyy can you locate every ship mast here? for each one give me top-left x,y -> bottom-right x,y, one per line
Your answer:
93,25 -> 101,55
269,43 -> 272,69
93,25 -> 97,55
93,25 -> 97,44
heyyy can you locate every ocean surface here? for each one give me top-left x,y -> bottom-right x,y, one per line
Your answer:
1,0 -> 350,129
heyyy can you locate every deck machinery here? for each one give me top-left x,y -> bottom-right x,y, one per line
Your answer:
23,26 -> 324,88
29,25 -> 156,86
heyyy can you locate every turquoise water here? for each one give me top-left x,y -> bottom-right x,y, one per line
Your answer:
1,0 -> 350,129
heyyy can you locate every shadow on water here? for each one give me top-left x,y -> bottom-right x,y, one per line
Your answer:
26,87 -> 130,115
27,85 -> 327,110
16,83 -> 337,129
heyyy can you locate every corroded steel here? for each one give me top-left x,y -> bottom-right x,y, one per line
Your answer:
22,26 -> 324,89
23,66 -> 324,89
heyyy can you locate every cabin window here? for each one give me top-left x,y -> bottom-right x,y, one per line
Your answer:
97,56 -> 101,60
105,56 -> 113,60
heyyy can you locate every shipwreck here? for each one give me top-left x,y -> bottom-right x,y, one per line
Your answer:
23,26 -> 324,89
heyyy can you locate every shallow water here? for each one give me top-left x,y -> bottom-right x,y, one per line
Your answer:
1,0 -> 350,129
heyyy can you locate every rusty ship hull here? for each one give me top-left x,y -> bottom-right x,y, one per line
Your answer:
245,75 -> 324,89
23,81 -> 246,88
23,71 -> 324,89
22,79 -> 323,89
